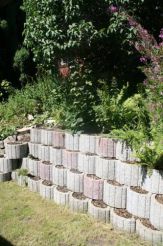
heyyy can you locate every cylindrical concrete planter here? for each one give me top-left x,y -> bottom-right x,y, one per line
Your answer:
88,199 -> 110,223
30,128 -> 42,143
5,142 -> 28,159
53,186 -> 70,206
150,194 -> 163,231
41,129 -> 54,146
115,161 -> 144,186
28,176 -> 40,193
39,161 -> 52,182
110,208 -> 136,233
103,180 -> 127,208
39,145 -> 50,162
50,147 -> 63,166
11,170 -> 18,181
142,169 -> 163,194
116,140 -> 138,163
67,169 -> 84,192
52,165 -> 67,187
28,142 -> 41,159
40,180 -> 54,200
84,174 -> 103,200
65,133 -> 80,151
69,192 -> 89,213
126,187 -> 151,219
0,171 -> 11,182
78,153 -> 96,175
79,134 -> 97,154
28,158 -> 40,177
136,219 -> 163,245
62,149 -> 79,170
17,174 -> 28,187
21,158 -> 29,169
53,130 -> 65,148
0,157 -> 18,173
95,156 -> 116,180
96,137 -> 117,158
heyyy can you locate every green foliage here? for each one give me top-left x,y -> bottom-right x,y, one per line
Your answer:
18,168 -> 28,176
0,20 -> 8,30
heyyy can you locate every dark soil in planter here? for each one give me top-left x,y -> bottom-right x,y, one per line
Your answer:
42,161 -> 52,165
85,153 -> 95,156
72,192 -> 87,200
114,208 -> 132,219
70,169 -> 82,174
107,180 -> 122,186
140,219 -> 158,230
42,180 -> 53,186
131,186 -> 148,194
0,155 -> 4,158
29,155 -> 39,161
55,165 -> 65,169
7,142 -> 24,145
51,147 -> 62,150
156,194 -> 163,204
17,134 -> 30,142
29,175 -> 40,181
57,186 -> 69,193
87,174 -> 100,180
92,199 -> 107,208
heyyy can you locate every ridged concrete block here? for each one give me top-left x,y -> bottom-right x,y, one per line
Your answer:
79,134 -> 97,154
95,156 -> 116,180
41,129 -> 54,146
0,158 -> 18,172
28,158 -> 40,177
28,176 -> 40,192
5,142 -> 28,159
96,137 -> 117,158
50,147 -> 63,166
115,161 -> 144,186
39,161 -> 52,182
67,169 -> 84,192
53,130 -> 65,148
63,149 -> 79,170
88,200 -> 110,223
150,194 -> 163,231
52,165 -> 67,186
30,128 -> 42,143
78,153 -> 96,175
136,219 -> 163,245
40,181 -> 54,200
0,171 -> 11,182
65,133 -> 80,151
69,192 -> 89,213
28,142 -> 41,159
21,158 -> 29,169
116,140 -> 138,163
103,180 -> 127,208
142,169 -> 163,194
53,186 -> 70,206
110,208 -> 136,233
84,175 -> 103,200
39,145 -> 50,162
127,187 -> 151,218
11,170 -> 18,181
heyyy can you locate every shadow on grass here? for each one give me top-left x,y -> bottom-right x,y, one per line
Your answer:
0,235 -> 14,246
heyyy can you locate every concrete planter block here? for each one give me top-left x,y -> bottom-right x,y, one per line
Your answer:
142,169 -> 163,194
103,180 -> 127,208
115,161 -> 144,186
69,192 -> 89,213
28,176 -> 40,192
79,134 -> 97,154
63,149 -> 79,170
41,129 -> 54,146
21,158 -> 29,169
28,158 -> 40,177
50,147 -> 63,166
39,161 -> 52,182
39,145 -> 50,162
17,175 -> 28,187
30,128 -> 42,143
78,153 -> 96,175
0,157 -> 18,172
95,156 -> 116,180
136,219 -> 163,245
53,186 -> 70,206
150,194 -> 163,231
67,169 -> 84,192
5,142 -> 28,159
127,187 -> 151,218
110,208 -> 136,233
116,140 -> 138,163
96,137 -> 117,158
53,130 -> 65,148
11,170 -> 18,181
40,180 -> 54,200
0,171 -> 11,182
84,174 -> 103,200
28,142 -> 41,159
65,133 -> 80,151
88,200 -> 110,223
52,165 -> 67,187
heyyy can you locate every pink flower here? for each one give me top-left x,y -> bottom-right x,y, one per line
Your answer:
108,5 -> 118,14
159,28 -> 163,39
140,56 -> 147,63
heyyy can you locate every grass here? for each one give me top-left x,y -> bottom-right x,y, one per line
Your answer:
0,182 -> 151,246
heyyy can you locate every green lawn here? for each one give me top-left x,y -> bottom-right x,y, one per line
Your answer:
0,182 -> 150,246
